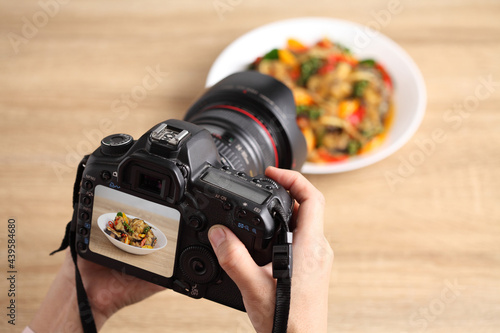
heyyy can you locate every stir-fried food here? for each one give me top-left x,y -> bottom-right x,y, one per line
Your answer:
249,38 -> 394,163
105,212 -> 157,249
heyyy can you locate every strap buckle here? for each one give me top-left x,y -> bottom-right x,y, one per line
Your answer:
272,232 -> 293,279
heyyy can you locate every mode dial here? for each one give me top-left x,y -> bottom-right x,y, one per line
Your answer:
100,134 -> 134,156
252,177 -> 279,190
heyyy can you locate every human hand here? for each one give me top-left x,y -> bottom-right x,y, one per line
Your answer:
29,250 -> 164,333
208,166 -> 333,333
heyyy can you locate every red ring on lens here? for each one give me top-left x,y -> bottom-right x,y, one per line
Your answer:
205,104 -> 279,168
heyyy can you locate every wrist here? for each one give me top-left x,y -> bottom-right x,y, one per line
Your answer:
30,268 -> 83,333
30,252 -> 109,333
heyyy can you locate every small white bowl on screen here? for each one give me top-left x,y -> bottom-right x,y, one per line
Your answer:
98,213 -> 167,255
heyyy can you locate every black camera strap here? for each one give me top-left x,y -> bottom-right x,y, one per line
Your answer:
273,276 -> 292,333
271,207 -> 293,333
51,156 -> 98,333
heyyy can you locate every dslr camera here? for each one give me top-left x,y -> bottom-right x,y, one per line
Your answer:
71,71 -> 307,311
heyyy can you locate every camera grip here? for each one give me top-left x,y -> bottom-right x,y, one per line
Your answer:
204,272 -> 245,311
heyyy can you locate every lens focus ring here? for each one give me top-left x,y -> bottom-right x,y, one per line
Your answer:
212,135 -> 245,171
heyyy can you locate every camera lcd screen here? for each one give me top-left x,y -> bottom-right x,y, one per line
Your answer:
89,185 -> 181,278
202,169 -> 270,204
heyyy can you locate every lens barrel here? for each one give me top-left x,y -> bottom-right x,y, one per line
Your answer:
184,71 -> 307,176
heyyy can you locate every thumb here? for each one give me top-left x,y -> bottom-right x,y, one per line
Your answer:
208,225 -> 270,294
208,225 -> 276,333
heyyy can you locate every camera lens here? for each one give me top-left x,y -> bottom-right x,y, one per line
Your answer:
184,71 -> 307,176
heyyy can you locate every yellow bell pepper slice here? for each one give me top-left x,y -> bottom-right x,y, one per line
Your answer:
338,99 -> 360,119
287,38 -> 308,52
278,49 -> 298,67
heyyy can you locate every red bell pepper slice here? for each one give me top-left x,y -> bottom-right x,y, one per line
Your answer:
375,63 -> 393,92
317,148 -> 349,163
316,39 -> 333,48
347,106 -> 366,126
318,53 -> 358,75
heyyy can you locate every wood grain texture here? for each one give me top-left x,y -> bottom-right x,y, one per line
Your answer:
1,0 -> 499,332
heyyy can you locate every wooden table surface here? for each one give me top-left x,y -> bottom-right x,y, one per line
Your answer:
1,0 -> 499,332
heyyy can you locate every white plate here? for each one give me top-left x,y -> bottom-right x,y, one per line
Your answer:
97,213 -> 167,255
206,17 -> 427,174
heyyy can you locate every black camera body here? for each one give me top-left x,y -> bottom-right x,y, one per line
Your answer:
71,72 -> 307,311
74,119 -> 293,310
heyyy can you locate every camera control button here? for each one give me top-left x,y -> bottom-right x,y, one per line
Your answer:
188,216 -> 204,230
80,212 -> 90,221
180,246 -> 219,284
82,196 -> 92,207
79,227 -> 89,236
83,180 -> 93,190
236,209 -> 247,218
100,170 -> 112,182
173,279 -> 191,293
222,202 -> 232,211
252,217 -> 262,225
77,242 -> 87,252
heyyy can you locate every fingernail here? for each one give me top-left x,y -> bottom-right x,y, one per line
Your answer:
208,226 -> 226,248
265,166 -> 276,174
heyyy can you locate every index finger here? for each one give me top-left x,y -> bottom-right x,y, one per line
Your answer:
265,166 -> 325,234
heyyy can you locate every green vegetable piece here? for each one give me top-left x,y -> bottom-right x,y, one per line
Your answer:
143,226 -> 151,234
298,57 -> 322,86
347,140 -> 361,155
353,80 -> 369,97
117,212 -> 123,217
263,48 -> 279,60
122,220 -> 133,234
359,59 -> 376,67
296,105 -> 323,120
